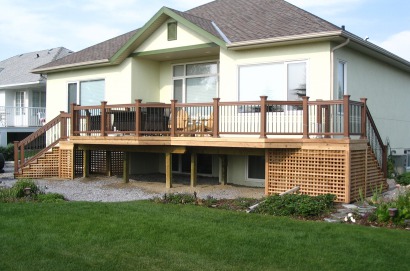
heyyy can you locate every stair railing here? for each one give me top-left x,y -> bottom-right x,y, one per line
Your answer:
14,112 -> 70,176
365,107 -> 387,177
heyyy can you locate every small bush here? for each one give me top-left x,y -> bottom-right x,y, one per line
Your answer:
0,143 -> 15,161
37,193 -> 65,203
161,193 -> 197,204
396,172 -> 410,186
255,193 -> 336,218
12,179 -> 42,198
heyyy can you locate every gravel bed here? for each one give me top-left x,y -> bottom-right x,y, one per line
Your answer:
0,162 -> 265,202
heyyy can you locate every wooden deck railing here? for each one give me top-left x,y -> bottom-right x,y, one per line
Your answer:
14,96 -> 386,177
69,95 -> 366,139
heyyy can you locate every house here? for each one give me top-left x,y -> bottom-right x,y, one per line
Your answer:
0,47 -> 73,146
15,0 -> 410,202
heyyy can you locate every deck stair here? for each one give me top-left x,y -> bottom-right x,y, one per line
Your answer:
15,147 -> 60,179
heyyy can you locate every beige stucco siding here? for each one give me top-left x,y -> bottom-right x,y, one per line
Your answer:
135,19 -> 212,53
46,59 -> 134,120
335,47 -> 410,151
131,58 -> 160,103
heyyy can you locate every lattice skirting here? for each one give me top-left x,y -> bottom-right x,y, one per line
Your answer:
267,146 -> 386,203
72,150 -> 124,177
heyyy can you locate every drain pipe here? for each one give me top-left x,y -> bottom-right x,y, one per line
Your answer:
330,38 -> 350,99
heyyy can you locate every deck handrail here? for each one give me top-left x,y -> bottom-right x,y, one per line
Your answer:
14,112 -> 70,176
365,107 -> 387,177
69,96 -> 368,139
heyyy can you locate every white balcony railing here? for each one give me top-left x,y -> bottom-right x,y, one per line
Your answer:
0,106 -> 46,127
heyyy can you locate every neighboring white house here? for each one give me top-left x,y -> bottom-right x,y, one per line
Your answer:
33,0 -> 410,182
0,47 -> 72,146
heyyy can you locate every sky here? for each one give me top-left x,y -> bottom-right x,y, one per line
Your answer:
0,0 -> 409,62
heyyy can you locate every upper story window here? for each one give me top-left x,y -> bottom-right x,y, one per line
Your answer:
67,79 -> 105,112
172,62 -> 218,103
239,61 -> 307,110
336,60 -> 347,100
168,22 -> 177,41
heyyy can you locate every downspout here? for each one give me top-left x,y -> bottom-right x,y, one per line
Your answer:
330,38 -> 350,99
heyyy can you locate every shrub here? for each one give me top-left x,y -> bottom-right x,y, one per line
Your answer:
371,190 -> 410,226
0,143 -> 15,161
161,193 -> 197,204
396,172 -> 410,186
12,179 -> 42,198
255,193 -> 336,218
36,193 -> 65,203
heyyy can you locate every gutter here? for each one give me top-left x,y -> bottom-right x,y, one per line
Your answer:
0,81 -> 44,89
330,38 -> 350,99
32,59 -> 110,74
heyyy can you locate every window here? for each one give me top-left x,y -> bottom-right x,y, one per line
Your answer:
168,22 -> 177,41
32,91 -> 46,108
67,80 -> 105,112
239,61 -> 306,110
406,150 -> 410,169
247,155 -> 265,179
173,62 -> 218,103
15,91 -> 25,115
336,60 -> 346,100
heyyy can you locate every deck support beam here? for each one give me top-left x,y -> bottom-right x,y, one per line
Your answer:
190,153 -> 197,187
83,150 -> 90,178
165,153 -> 172,188
123,152 -> 129,183
219,155 -> 227,185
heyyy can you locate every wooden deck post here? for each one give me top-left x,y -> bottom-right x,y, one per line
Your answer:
212,98 -> 220,138
165,153 -> 173,188
123,152 -> 129,183
83,150 -> 90,178
70,103 -> 76,137
360,98 -> 367,139
100,101 -> 107,136
190,152 -> 197,187
13,141 -> 19,175
260,96 -> 267,138
343,95 -> 351,138
170,100 -> 177,137
106,151 -> 112,177
302,96 -> 310,139
60,111 -> 68,140
219,155 -> 227,185
135,99 -> 142,136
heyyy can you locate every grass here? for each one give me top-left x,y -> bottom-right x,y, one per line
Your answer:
0,201 -> 409,271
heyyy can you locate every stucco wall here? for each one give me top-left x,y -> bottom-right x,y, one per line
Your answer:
46,59 -> 134,120
219,42 -> 332,102
135,19 -> 211,53
334,47 -> 410,151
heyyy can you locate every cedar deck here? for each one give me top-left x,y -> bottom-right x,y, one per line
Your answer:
14,96 -> 387,203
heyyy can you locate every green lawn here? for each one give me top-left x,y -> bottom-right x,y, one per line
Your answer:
0,201 -> 408,271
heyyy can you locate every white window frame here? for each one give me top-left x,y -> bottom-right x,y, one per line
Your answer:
406,150 -> 410,170
336,60 -> 347,99
67,79 -> 105,111
172,60 -> 219,103
237,60 -> 308,113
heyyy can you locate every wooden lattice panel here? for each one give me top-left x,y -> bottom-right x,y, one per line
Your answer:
90,150 -> 107,174
59,148 -> 73,179
267,148 -> 347,202
350,147 -> 387,201
73,150 -> 123,176
110,151 -> 124,176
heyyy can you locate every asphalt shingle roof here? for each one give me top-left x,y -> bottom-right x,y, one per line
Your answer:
34,0 -> 343,72
0,47 -> 72,86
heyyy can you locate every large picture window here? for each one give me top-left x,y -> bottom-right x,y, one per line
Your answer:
173,62 -> 218,103
239,61 -> 307,105
67,79 -> 105,112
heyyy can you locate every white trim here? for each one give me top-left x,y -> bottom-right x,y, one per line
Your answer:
0,81 -> 43,89
172,60 -> 219,103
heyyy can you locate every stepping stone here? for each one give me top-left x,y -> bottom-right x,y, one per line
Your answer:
324,218 -> 341,223
342,204 -> 358,210
331,213 -> 346,219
